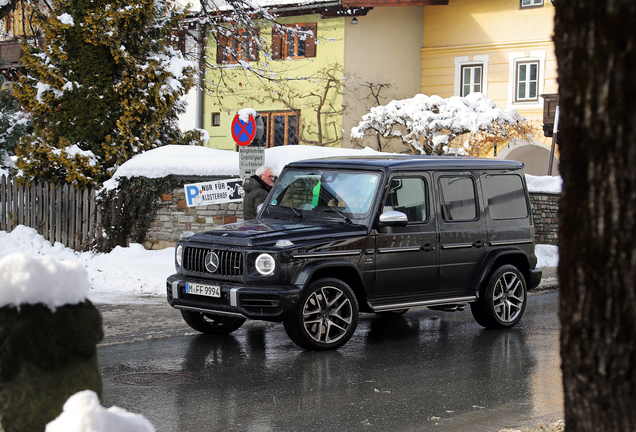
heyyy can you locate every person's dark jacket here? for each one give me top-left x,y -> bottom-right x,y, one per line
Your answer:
243,175 -> 272,220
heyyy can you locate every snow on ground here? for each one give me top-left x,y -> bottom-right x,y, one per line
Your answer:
0,226 -> 172,304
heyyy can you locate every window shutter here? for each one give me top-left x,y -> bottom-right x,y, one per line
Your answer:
304,23 -> 317,58
217,34 -> 228,64
271,26 -> 283,60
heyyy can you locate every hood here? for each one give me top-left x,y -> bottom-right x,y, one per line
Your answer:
182,218 -> 368,248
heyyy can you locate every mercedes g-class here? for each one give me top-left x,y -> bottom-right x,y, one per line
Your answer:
167,156 -> 542,350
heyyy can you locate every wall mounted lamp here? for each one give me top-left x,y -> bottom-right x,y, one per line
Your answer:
351,17 -> 358,25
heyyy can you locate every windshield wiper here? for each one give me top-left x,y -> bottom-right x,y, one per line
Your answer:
320,207 -> 352,224
279,205 -> 305,220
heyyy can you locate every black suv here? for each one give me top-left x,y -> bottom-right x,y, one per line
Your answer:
167,156 -> 542,350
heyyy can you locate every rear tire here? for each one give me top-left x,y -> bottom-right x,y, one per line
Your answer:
284,278 -> 359,351
471,265 -> 527,329
180,310 -> 246,335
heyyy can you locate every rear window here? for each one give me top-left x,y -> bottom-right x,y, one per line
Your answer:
483,174 -> 528,220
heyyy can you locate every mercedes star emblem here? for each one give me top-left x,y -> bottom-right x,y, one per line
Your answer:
204,251 -> 220,273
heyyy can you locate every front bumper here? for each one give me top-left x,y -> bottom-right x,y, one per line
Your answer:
166,274 -> 303,322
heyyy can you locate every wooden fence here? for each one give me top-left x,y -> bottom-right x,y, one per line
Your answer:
0,175 -> 99,250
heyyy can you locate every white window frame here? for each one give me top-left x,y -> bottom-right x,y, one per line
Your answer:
507,51 -> 546,109
515,61 -> 539,102
521,0 -> 543,8
454,55 -> 489,97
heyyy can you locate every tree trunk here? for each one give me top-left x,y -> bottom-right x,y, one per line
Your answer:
554,2 -> 636,431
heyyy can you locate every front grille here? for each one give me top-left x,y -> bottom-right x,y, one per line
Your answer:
183,247 -> 244,277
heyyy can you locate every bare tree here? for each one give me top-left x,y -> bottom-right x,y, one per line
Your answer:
248,64 -> 345,146
553,2 -> 636,431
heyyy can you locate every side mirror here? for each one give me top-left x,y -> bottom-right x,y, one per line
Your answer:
379,210 -> 408,227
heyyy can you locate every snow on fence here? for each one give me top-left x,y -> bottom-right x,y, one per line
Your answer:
0,175 -> 99,249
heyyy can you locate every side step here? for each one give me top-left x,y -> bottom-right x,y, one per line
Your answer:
428,304 -> 467,312
371,296 -> 476,313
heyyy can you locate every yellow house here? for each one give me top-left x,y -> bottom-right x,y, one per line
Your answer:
203,1 -> 428,152
421,0 -> 559,174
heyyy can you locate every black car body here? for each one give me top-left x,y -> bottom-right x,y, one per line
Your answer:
167,156 -> 542,350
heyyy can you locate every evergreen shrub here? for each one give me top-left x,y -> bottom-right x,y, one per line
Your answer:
93,176 -> 179,252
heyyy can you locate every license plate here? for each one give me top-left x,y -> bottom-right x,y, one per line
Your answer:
185,282 -> 221,298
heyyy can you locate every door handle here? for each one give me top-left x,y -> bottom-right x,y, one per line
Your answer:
422,244 -> 435,252
473,240 -> 484,249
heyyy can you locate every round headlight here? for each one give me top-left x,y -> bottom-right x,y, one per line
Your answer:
255,253 -> 275,275
176,245 -> 183,267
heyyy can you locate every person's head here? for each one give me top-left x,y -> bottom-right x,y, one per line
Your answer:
256,166 -> 274,186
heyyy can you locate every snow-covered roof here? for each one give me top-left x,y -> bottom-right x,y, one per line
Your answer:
104,144 -> 381,189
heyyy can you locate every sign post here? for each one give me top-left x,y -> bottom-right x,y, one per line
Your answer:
231,110 -> 265,178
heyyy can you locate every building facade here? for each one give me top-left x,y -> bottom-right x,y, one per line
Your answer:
420,0 -> 559,174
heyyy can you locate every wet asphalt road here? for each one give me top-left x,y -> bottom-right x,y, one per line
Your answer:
98,291 -> 563,432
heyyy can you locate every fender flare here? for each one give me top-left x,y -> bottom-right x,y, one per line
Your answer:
292,258 -> 365,289
471,248 -> 532,295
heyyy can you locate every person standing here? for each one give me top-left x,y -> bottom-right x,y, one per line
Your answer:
243,166 -> 274,220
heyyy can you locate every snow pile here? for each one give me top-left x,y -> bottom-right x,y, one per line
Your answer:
46,390 -> 155,432
536,244 -> 559,268
0,252 -> 90,310
104,145 -> 239,189
526,174 -> 562,194
0,225 -> 174,303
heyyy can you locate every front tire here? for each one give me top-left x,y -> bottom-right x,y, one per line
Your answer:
470,265 -> 527,329
181,310 -> 246,335
284,278 -> 359,351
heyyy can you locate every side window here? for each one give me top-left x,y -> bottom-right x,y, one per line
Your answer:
520,0 -> 543,8
438,176 -> 478,221
259,111 -> 300,147
216,29 -> 260,64
384,178 -> 428,223
461,64 -> 482,96
515,60 -> 539,102
483,175 -> 529,220
271,23 -> 317,60
454,55 -> 489,97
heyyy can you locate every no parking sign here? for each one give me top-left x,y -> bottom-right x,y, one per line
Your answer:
231,112 -> 257,146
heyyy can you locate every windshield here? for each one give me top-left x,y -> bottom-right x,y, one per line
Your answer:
265,169 -> 382,220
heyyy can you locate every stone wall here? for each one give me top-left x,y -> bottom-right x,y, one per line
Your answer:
144,178 -> 244,250
143,184 -> 560,249
529,192 -> 560,245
